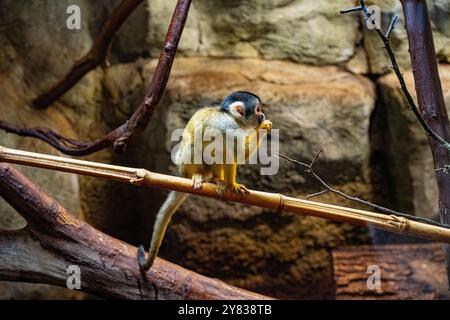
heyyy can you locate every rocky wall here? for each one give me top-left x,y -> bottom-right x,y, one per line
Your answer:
0,0 -> 449,299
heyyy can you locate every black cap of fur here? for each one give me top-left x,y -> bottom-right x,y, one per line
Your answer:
220,91 -> 261,118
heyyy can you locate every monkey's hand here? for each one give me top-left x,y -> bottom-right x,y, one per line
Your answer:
258,120 -> 272,131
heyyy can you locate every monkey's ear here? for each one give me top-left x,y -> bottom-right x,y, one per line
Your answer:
228,101 -> 245,118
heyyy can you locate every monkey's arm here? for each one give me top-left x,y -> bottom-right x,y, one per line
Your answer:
244,120 -> 272,161
221,120 -> 272,196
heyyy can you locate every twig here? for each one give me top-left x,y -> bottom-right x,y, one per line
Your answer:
340,0 -> 450,153
33,0 -> 145,109
2,145 -> 450,243
385,15 -> 398,39
276,150 -> 449,229
0,163 -> 269,300
0,0 -> 192,155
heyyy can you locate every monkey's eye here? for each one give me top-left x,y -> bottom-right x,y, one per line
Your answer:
256,106 -> 261,113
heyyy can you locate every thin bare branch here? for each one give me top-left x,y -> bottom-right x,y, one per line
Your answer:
33,0 -> 145,109
305,189 -> 329,199
339,6 -> 363,15
386,15 -> 398,39
340,0 -> 450,153
276,151 -> 448,229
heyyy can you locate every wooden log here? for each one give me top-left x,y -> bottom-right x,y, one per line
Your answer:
0,163 -> 270,300
332,243 -> 450,300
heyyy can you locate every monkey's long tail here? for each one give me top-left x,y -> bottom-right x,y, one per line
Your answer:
138,191 -> 188,271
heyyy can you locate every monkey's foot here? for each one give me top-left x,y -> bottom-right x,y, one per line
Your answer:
191,174 -> 204,190
213,179 -> 227,197
230,183 -> 249,196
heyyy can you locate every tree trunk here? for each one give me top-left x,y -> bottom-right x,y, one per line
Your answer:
401,0 -> 450,287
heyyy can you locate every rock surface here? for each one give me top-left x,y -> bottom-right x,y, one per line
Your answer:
0,0 -> 449,299
147,0 -> 360,65
147,0 -> 450,74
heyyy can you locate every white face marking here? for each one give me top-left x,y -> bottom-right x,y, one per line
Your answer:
228,101 -> 245,119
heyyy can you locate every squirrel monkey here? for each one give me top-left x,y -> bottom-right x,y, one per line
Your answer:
138,91 -> 272,271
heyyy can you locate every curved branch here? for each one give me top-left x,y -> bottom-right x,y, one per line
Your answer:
0,163 -> 269,300
33,0 -> 145,109
0,0 -> 191,156
0,120 -> 117,156
111,0 -> 191,153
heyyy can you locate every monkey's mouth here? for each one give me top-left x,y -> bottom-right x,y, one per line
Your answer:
257,114 -> 265,125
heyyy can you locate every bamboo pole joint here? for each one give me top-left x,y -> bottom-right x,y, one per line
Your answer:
1,145 -> 449,244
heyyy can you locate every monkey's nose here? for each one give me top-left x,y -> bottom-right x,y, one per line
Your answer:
257,113 -> 265,124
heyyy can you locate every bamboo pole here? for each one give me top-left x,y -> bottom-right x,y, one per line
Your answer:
1,145 -> 450,243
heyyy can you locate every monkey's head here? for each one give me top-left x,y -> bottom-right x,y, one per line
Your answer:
220,91 -> 265,129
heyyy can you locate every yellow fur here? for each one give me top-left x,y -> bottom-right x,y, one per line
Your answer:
138,103 -> 272,271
